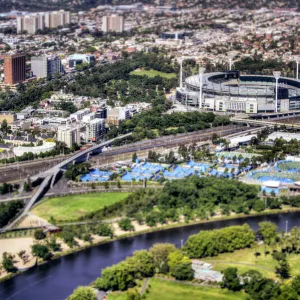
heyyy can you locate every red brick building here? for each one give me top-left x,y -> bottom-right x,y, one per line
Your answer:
4,53 -> 26,85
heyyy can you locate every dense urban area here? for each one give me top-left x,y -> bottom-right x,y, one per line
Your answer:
0,0 -> 300,300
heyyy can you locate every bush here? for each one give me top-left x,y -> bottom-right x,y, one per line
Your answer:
34,228 -> 46,240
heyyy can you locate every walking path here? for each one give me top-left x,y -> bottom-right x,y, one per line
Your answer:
140,278 -> 150,295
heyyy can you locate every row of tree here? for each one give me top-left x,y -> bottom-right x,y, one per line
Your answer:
183,224 -> 255,258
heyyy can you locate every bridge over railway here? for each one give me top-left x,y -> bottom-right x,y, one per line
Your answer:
232,117 -> 300,129
1,125 -> 257,231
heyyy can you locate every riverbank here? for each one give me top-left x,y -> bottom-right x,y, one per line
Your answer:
1,206 -> 300,282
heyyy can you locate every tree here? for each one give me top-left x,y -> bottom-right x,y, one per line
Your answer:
258,222 -> 278,245
67,286 -> 96,300
95,224 -> 113,237
132,152 -> 137,163
242,270 -> 281,300
168,250 -> 190,273
127,289 -> 141,300
254,200 -> 265,212
118,218 -> 134,231
221,268 -> 241,291
17,250 -> 26,263
2,252 -> 16,272
172,262 -> 194,281
292,275 -> 300,295
31,244 -> 51,261
34,228 -> 46,240
275,258 -> 290,279
277,286 -> 298,300
149,243 -> 176,273
47,237 -> 61,252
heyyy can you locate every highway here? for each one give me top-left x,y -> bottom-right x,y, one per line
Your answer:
0,125 -> 245,183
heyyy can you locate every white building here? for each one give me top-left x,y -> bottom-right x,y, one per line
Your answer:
13,142 -> 56,157
107,106 -> 130,125
86,118 -> 105,143
57,126 -> 80,148
82,112 -> 95,123
69,108 -> 90,122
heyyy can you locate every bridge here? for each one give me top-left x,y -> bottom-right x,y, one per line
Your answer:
1,134 -> 132,231
231,117 -> 300,129
1,125 -> 255,231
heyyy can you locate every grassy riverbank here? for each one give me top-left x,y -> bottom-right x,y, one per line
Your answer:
1,206 -> 300,283
31,192 -> 130,221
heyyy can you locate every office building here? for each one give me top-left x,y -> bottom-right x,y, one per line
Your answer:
4,52 -> 26,85
45,10 -> 71,28
68,54 -> 95,68
57,126 -> 80,148
102,15 -> 124,33
31,56 -> 64,79
17,14 -> 45,34
86,118 -> 105,142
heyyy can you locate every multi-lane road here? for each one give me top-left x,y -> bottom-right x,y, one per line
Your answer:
0,125 -> 247,183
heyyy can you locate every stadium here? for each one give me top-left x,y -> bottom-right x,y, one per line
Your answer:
176,71 -> 300,113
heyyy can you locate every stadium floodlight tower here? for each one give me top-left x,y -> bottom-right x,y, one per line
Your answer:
273,71 -> 281,113
296,56 -> 300,80
199,66 -> 206,110
179,57 -> 183,88
228,53 -> 235,71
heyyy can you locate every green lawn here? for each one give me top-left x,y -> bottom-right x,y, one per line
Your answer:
107,278 -> 246,300
203,244 -> 300,279
31,192 -> 130,221
130,69 -> 176,79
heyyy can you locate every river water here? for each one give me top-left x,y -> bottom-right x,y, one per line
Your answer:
0,212 -> 299,300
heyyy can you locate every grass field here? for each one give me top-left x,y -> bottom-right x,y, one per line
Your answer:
107,278 -> 246,300
130,69 -> 176,79
31,192 -> 130,221
203,244 -> 300,279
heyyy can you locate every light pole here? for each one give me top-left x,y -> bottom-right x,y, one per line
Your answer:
273,71 -> 281,113
228,54 -> 235,71
199,67 -> 206,110
180,58 -> 183,88
296,56 -> 300,80
285,220 -> 288,235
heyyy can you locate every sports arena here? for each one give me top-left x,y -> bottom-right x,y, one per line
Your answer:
176,71 -> 300,113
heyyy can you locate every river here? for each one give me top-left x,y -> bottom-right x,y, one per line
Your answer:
0,211 -> 299,300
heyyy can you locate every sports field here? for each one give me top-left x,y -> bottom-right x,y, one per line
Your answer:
31,192 -> 130,221
130,69 -> 176,79
107,278 -> 246,300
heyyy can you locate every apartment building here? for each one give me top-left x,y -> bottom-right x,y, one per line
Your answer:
86,118 -> 105,143
57,126 -> 80,148
17,10 -> 70,33
4,52 -> 26,85
102,15 -> 124,33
